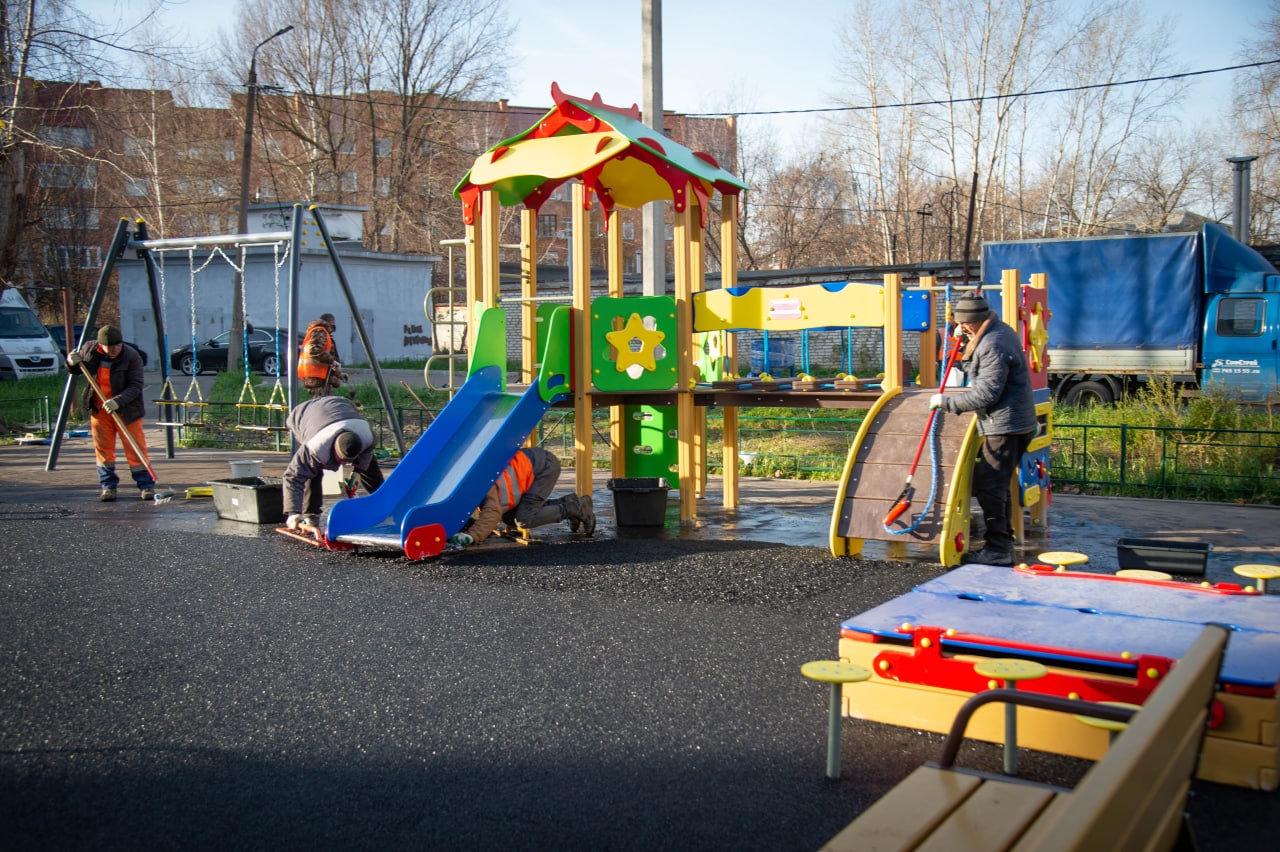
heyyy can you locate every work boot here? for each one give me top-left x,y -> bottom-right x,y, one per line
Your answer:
140,488 -> 155,501
561,495 -> 582,532
961,545 -> 1014,566
577,494 -> 596,536
99,487 -> 117,502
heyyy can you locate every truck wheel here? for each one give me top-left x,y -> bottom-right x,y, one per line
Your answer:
1063,380 -> 1112,406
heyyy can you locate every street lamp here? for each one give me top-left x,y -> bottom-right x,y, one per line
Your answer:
230,24 -> 293,373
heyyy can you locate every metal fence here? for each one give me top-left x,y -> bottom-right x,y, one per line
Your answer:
21,395 -> 1280,504
1049,423 -> 1280,502
1,396 -> 51,436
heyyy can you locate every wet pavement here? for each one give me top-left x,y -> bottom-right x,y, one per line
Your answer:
1,433 -> 1277,850
15,430 -> 1278,585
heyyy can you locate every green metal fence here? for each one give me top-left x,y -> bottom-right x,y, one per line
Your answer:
1049,423 -> 1280,502
1,396 -> 51,436
23,394 -> 1280,504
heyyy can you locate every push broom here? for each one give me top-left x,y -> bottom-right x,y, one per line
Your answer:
77,362 -> 176,503
882,331 -> 965,526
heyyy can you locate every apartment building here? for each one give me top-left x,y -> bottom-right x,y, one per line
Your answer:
18,79 -> 738,322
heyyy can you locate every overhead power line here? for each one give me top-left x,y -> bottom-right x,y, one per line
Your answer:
686,58 -> 1280,119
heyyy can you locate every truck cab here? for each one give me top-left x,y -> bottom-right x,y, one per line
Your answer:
1199,224 -> 1280,404
0,288 -> 61,380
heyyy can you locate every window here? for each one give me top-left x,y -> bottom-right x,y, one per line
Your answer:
338,139 -> 357,155
46,245 -> 102,269
1216,297 -> 1265,337
374,138 -> 392,158
317,173 -> 338,192
210,180 -> 229,198
376,176 -> 391,196
45,207 -> 99,229
124,177 -> 148,197
550,185 -> 566,201
341,171 -> 358,192
622,222 -> 635,240
38,164 -> 96,189
223,140 -> 236,161
264,138 -> 283,158
257,181 -> 276,200
122,136 -> 146,157
537,214 -> 557,238
38,126 -> 94,147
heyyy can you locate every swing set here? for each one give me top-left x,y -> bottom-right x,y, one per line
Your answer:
46,204 -> 407,472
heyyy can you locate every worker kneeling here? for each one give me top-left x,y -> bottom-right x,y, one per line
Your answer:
283,396 -> 385,530
448,447 -> 595,547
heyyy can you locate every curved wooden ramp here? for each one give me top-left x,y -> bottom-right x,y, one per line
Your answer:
830,388 -> 977,564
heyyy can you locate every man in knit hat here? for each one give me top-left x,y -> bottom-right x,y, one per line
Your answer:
282,395 -> 384,529
67,325 -> 157,501
928,292 -> 1037,565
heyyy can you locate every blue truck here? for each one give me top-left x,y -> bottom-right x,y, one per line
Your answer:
981,223 -> 1280,405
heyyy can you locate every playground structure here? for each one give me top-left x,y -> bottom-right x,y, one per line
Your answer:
408,82 -> 1053,566
45,206 -> 407,472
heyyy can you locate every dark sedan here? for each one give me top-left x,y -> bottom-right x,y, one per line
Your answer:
46,324 -> 149,367
169,327 -> 295,376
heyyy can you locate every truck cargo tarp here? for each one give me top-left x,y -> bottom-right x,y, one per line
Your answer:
982,232 -> 1201,350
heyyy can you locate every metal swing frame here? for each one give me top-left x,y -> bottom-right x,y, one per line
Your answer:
46,205 -> 407,472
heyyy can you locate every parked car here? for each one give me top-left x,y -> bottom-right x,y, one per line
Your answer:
169,327 -> 296,376
45,323 -> 149,367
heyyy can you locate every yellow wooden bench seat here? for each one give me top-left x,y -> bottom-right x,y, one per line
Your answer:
821,623 -> 1229,852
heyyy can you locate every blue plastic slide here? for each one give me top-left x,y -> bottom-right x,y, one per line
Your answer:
325,307 -> 572,558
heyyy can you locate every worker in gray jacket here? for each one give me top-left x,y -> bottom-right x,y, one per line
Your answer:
282,395 -> 384,529
929,292 -> 1037,565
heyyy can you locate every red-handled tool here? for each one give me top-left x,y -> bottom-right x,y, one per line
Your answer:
882,332 -> 965,526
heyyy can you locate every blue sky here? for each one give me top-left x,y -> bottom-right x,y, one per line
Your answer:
80,0 -> 1268,143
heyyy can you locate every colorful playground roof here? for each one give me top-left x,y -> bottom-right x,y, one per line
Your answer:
455,83 -> 747,226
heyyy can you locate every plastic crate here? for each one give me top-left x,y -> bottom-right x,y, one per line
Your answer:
1116,538 -> 1211,577
607,477 -> 671,527
210,476 -> 285,524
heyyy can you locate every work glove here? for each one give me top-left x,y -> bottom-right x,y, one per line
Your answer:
103,397 -> 121,413
928,394 -> 944,410
67,350 -> 84,368
447,532 -> 475,548
286,513 -> 304,529
342,476 -> 357,498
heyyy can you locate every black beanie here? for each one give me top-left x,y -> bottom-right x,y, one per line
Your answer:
335,430 -> 362,460
953,294 -> 991,323
97,325 -> 123,346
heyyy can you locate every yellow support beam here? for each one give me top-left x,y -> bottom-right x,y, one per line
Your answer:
719,194 -> 740,509
572,183 -> 594,497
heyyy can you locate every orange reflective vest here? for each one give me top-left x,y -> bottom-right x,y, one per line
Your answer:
494,450 -> 534,511
298,323 -> 334,381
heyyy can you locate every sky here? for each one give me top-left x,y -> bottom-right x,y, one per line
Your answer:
79,0 -> 1268,148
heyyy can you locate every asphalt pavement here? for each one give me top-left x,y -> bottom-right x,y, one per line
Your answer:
1,437 -> 1276,850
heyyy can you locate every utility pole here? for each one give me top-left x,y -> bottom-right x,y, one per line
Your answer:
641,0 -> 664,296
231,25 -> 293,374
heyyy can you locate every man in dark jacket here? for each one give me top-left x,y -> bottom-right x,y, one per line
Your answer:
929,293 -> 1037,565
68,325 -> 156,501
282,395 -> 384,529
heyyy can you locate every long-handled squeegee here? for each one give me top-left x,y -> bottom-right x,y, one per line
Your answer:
882,332 -> 965,526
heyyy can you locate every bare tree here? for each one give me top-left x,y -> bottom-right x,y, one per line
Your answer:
1232,0 -> 1280,242
222,0 -> 512,255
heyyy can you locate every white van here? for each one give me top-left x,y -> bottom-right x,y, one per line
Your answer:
0,288 -> 62,380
